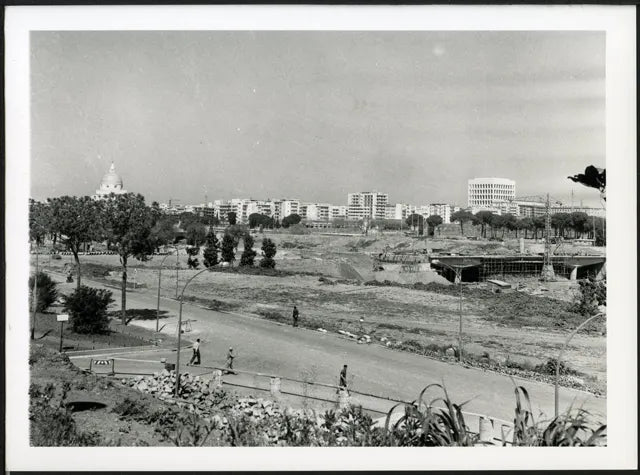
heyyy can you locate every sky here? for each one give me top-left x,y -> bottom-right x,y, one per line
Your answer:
30,30 -> 605,207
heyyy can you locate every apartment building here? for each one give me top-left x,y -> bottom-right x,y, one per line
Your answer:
305,203 -> 331,221
347,191 -> 389,220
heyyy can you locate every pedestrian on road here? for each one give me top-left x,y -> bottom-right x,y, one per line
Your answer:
225,347 -> 236,374
337,364 -> 349,395
188,338 -> 201,366
292,305 -> 299,327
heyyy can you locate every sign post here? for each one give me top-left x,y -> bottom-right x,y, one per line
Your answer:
57,314 -> 69,352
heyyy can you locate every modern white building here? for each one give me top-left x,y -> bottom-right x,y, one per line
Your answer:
304,203 -> 331,221
468,178 -> 516,210
329,205 -> 348,220
92,162 -> 128,200
275,199 -> 301,220
427,203 -> 453,223
347,192 -> 389,220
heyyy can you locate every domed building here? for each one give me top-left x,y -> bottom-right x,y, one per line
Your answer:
92,162 -> 128,200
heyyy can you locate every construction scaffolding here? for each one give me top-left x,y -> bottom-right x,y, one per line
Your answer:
478,256 -> 573,281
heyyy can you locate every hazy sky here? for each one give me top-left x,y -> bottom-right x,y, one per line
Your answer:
31,31 -> 605,207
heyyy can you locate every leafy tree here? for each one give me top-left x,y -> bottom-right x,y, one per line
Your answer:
240,234 -> 257,266
551,213 -> 571,238
221,233 -> 236,263
202,229 -> 220,268
63,285 -> 114,334
451,210 -> 474,236
186,246 -> 200,269
227,212 -> 237,225
260,238 -> 277,268
281,213 -> 302,228
185,221 -> 206,246
149,215 -> 177,251
474,211 -> 495,238
102,193 -> 157,325
226,224 -> 249,251
426,215 -> 443,236
569,212 -> 589,239
248,213 -> 274,229
29,199 -> 51,246
532,216 -> 546,240
519,217 -> 534,239
48,196 -> 104,289
274,218 -> 281,229
29,271 -> 58,313
501,214 -> 518,238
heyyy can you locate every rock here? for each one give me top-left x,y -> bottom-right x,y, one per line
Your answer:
445,347 -> 456,358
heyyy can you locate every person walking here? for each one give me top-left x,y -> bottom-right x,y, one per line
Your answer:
337,364 -> 349,395
292,305 -> 299,327
188,338 -> 201,366
225,347 -> 236,374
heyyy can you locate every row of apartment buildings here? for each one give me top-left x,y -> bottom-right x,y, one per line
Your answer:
158,178 -> 604,225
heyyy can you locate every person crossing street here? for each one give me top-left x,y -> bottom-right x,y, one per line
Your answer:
224,347 -> 236,374
187,338 -> 201,366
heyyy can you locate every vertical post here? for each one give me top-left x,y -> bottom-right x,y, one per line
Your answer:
156,267 -> 162,333
174,299 -> 184,397
175,249 -> 179,299
59,321 -> 64,352
31,245 -> 39,340
458,269 -> 463,362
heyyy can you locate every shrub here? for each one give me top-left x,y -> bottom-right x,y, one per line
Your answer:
186,246 -> 200,269
575,277 -> 606,316
63,285 -> 114,334
29,271 -> 58,312
240,234 -> 257,266
221,233 -> 235,263
260,238 -> 277,268
202,230 -> 220,268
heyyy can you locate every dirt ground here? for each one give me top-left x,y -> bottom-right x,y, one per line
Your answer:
38,232 -> 606,394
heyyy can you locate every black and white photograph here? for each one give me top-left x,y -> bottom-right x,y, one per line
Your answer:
4,4 -> 636,471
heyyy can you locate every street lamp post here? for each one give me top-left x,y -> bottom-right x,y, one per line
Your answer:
30,241 -> 39,340
174,266 -> 213,398
554,311 -> 605,417
156,246 -> 179,333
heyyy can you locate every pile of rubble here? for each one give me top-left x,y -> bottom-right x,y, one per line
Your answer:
123,370 -> 219,405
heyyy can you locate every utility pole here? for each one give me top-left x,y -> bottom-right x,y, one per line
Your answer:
541,193 -> 555,281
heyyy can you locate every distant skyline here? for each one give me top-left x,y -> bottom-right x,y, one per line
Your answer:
31,31 -> 605,207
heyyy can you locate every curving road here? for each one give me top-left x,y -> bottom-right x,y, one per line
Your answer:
48,271 -> 606,427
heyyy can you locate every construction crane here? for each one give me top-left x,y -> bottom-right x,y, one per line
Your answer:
541,193 -> 556,281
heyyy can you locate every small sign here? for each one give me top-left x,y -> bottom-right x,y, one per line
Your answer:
93,359 -> 112,366
57,314 -> 69,322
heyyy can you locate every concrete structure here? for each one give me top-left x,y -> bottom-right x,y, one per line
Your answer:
427,203 -> 453,223
92,162 -> 128,200
468,178 -> 516,211
551,205 -> 606,218
347,191 -> 388,220
305,203 -> 331,221
275,199 -> 301,221
329,205 -> 347,220
393,203 -> 417,220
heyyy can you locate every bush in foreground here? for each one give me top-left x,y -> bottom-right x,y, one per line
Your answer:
63,285 -> 114,334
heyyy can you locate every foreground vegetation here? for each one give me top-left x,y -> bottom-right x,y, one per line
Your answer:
30,344 -> 605,447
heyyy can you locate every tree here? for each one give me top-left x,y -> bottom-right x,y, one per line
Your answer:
248,213 -> 274,229
260,238 -> 277,268
281,213 -> 302,228
48,196 -> 104,289
405,214 -> 425,235
227,212 -> 237,225
63,286 -> 114,334
474,211 -> 495,238
186,246 -> 200,269
551,213 -> 571,238
519,217 -> 534,239
451,210 -> 474,236
29,271 -> 58,313
185,221 -> 206,246
102,193 -> 157,325
149,215 -> 177,251
239,234 -> 257,266
532,216 -> 546,241
569,212 -> 589,239
501,214 -> 518,238
202,229 -> 220,268
426,215 -> 443,236
221,233 -> 236,263
29,199 -> 51,246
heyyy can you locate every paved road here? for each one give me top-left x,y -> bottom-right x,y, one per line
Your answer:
47,271 -> 606,427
